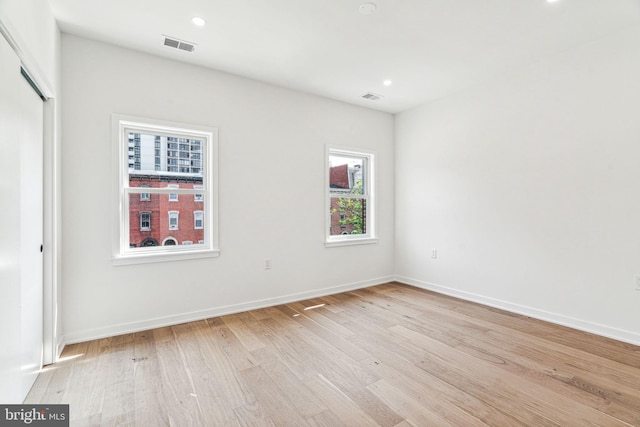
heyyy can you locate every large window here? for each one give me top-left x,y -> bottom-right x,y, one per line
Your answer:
326,146 -> 376,246
113,115 -> 219,264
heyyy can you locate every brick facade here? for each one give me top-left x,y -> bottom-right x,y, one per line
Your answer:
129,175 -> 204,247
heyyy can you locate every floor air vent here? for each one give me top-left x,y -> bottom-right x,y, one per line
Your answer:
163,36 -> 196,52
362,92 -> 383,101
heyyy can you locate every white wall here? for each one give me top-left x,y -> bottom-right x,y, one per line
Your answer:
61,35 -> 394,343
395,24 -> 640,344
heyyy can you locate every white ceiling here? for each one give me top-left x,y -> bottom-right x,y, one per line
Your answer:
49,0 -> 640,114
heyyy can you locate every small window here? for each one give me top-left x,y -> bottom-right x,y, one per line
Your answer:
194,211 -> 204,229
326,146 -> 377,246
113,115 -> 220,265
140,184 -> 150,201
194,185 -> 204,201
168,211 -> 179,230
140,211 -> 151,231
168,184 -> 179,201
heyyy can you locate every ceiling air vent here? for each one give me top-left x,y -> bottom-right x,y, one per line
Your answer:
163,35 -> 196,53
362,92 -> 383,101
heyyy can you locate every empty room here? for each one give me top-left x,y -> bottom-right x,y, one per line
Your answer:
1,0 -> 639,425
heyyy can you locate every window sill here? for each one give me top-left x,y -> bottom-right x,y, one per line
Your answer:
112,248 -> 220,266
325,237 -> 378,248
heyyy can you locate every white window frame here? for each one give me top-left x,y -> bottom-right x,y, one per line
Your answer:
325,146 -> 377,247
112,114 -> 220,265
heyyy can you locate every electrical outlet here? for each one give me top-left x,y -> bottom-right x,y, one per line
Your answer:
431,249 -> 438,259
264,259 -> 272,270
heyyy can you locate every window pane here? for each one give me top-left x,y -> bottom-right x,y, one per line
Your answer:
329,155 -> 364,195
329,197 -> 367,236
128,131 -> 204,178
127,193 -> 206,249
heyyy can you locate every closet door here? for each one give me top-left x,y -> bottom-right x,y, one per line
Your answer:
0,33 -> 44,403
19,60 -> 44,399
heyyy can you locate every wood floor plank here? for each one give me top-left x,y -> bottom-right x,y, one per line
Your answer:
233,402 -> 276,427
305,409 -> 347,427
25,282 -> 640,427
152,326 -> 206,426
303,374 -> 385,427
236,365 -> 309,426
367,378 -> 486,427
99,334 -> 136,426
250,347 -> 327,418
131,330 -> 170,426
170,321 -> 243,426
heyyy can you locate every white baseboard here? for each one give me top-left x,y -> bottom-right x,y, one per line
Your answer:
395,275 -> 640,347
62,276 -> 394,346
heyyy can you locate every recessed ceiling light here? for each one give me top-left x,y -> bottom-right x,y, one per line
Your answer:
383,80 -> 392,86
192,17 -> 206,27
359,3 -> 377,15
546,0 -> 559,3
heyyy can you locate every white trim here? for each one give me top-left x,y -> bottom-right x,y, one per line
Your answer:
62,276 -> 394,344
43,97 -> 60,365
395,275 -> 640,347
325,237 -> 379,247
112,247 -> 219,266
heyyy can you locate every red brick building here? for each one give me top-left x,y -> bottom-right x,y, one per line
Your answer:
128,174 -> 204,247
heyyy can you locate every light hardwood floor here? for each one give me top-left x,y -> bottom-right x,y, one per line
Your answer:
26,282 -> 640,426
